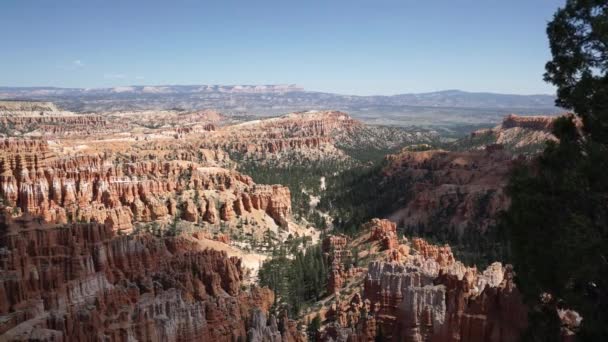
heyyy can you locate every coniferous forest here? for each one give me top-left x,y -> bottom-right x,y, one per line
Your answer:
501,1 -> 608,340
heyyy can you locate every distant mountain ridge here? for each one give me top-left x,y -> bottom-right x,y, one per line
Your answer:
0,85 -> 555,108
0,85 -> 559,128
0,84 -> 304,95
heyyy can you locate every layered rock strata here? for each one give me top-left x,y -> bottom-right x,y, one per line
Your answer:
385,149 -> 513,235
0,217 -> 276,341
318,228 -> 527,342
322,235 -> 351,294
0,139 -> 291,231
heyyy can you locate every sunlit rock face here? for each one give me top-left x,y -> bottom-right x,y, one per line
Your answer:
319,228 -> 528,342
0,215 -> 280,341
0,138 -> 292,232
384,148 -> 513,236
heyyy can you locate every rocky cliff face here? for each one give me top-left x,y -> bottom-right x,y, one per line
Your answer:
0,100 -> 60,115
0,134 -> 299,341
0,133 -> 304,341
459,114 -> 566,154
247,309 -> 304,342
0,139 -> 291,231
365,218 -> 398,250
322,235 -> 351,294
501,114 -> 555,131
0,101 -> 119,137
0,115 -> 110,136
317,221 -> 528,342
0,215 -> 278,341
384,148 -> 513,235
197,110 -> 361,163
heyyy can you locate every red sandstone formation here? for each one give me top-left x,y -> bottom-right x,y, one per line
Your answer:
501,114 -> 556,131
0,101 -> 123,137
113,108 -> 223,133
468,114 -> 582,153
197,110 -> 361,160
0,215 -> 276,341
247,309 -> 305,342
322,235 -> 351,294
0,140 -> 292,231
384,149 -> 513,235
0,115 -> 109,136
558,308 -> 582,341
0,106 -> 376,342
318,234 -> 527,342
215,233 -> 231,244
365,218 -> 399,250
411,237 -> 455,267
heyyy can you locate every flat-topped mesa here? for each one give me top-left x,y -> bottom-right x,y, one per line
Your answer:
501,114 -> 556,131
0,115 -> 109,135
0,221 -> 277,341
260,111 -> 361,138
204,110 -> 360,159
0,153 -> 292,230
0,100 -> 115,137
464,114 -> 581,154
0,100 -> 59,115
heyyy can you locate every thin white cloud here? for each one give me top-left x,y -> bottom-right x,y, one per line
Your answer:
58,59 -> 85,70
104,73 -> 126,79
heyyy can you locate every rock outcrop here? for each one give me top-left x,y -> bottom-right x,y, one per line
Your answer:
0,140 -> 292,231
0,101 -> 120,137
189,110 -> 361,163
385,149 -> 513,235
462,114 -> 577,154
0,215 -> 276,341
247,309 -> 304,342
322,235 -> 351,294
0,100 -> 60,115
501,114 -> 555,131
317,230 -> 528,342
365,218 -> 398,250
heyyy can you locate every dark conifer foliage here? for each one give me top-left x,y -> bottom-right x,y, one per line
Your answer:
503,1 -> 608,340
258,244 -> 327,316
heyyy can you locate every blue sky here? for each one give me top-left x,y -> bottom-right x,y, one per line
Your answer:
0,0 -> 564,95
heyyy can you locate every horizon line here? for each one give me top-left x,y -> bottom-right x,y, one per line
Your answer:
0,84 -> 556,97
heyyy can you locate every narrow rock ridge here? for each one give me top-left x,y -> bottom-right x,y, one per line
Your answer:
501,114 -> 556,131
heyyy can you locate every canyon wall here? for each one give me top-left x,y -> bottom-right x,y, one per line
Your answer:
0,139 -> 292,231
0,216 -> 279,341
0,136 -> 299,341
385,149 -> 513,235
319,220 -> 528,342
